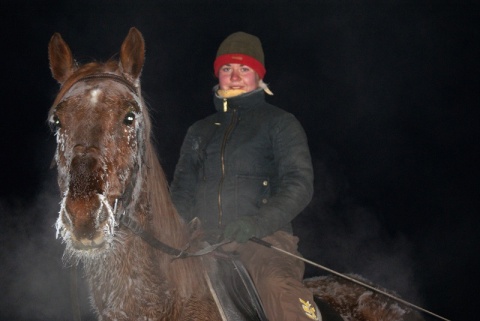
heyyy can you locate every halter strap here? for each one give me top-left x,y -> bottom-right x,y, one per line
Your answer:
73,73 -> 139,95
53,72 -> 139,108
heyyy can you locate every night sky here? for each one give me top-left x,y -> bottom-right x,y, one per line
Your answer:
1,1 -> 478,320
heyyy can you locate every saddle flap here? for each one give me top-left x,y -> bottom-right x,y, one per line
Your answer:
203,254 -> 269,321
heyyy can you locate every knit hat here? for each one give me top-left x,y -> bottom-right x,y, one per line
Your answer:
214,32 -> 266,79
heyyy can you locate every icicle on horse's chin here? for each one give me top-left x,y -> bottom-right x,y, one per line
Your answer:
48,27 -> 425,321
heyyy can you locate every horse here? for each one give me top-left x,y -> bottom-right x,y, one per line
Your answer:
48,27 -> 425,321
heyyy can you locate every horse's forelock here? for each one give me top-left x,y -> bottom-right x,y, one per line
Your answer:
50,61 -> 124,111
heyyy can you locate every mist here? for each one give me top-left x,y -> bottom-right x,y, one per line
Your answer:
0,180 -> 94,320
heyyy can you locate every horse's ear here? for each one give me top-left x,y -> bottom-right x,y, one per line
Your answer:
120,27 -> 145,81
48,33 -> 76,85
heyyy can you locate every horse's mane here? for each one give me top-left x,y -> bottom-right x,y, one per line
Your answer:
128,65 -> 208,300
145,134 -> 208,299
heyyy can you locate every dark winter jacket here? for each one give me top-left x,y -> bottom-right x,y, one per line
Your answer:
170,87 -> 313,237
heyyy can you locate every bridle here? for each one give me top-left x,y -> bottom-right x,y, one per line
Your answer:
74,73 -> 139,94
60,72 -> 140,99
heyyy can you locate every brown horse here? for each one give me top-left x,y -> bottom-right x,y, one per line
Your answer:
48,28 -> 424,321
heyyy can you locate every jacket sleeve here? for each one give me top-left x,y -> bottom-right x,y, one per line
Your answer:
170,126 -> 199,222
255,113 -> 314,237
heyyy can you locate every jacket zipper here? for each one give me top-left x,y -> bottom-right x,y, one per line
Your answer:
217,99 -> 238,227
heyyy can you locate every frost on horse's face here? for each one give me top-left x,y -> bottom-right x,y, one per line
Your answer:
51,79 -> 144,253
48,30 -> 146,257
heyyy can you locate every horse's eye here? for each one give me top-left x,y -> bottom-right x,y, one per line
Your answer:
50,115 -> 61,131
124,111 -> 135,125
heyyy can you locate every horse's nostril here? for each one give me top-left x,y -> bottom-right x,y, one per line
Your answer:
73,144 -> 85,154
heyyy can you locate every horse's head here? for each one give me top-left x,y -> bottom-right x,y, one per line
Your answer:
48,28 -> 148,255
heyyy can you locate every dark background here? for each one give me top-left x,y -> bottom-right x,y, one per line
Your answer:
1,1 -> 478,320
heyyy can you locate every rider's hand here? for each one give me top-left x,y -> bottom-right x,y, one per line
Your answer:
203,228 -> 224,244
223,217 -> 257,243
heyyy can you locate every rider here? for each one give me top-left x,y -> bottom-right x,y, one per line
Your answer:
170,31 -> 320,321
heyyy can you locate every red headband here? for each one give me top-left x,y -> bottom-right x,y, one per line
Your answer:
214,53 -> 266,79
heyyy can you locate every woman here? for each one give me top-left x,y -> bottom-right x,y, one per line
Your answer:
171,31 -> 320,321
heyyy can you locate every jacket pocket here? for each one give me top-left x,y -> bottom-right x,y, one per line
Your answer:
235,175 -> 271,216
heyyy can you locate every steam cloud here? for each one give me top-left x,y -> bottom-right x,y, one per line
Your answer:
0,178 -> 95,320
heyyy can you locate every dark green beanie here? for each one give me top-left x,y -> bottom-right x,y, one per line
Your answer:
214,32 -> 266,78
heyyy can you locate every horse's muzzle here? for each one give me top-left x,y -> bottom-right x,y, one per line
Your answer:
59,153 -> 116,249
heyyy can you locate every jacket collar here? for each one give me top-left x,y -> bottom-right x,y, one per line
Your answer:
213,86 -> 266,112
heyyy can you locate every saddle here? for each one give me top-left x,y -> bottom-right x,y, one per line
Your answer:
203,252 -> 269,321
202,252 -> 344,321
188,219 -> 342,321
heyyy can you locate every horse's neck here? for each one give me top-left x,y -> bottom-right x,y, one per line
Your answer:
137,147 -> 210,299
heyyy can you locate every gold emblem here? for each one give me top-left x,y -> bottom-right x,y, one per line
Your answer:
299,298 -> 318,320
